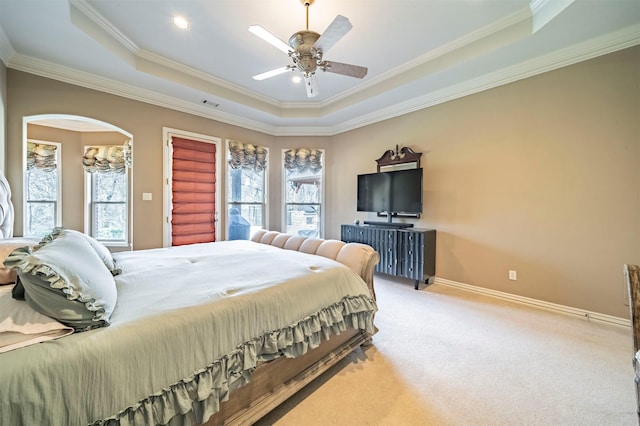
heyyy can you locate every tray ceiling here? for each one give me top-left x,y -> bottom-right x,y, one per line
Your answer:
1,0 -> 638,135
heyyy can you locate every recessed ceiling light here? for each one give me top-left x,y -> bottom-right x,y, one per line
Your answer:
292,75 -> 302,84
172,16 -> 190,30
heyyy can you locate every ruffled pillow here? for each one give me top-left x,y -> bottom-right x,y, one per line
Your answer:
37,227 -> 121,275
4,231 -> 117,331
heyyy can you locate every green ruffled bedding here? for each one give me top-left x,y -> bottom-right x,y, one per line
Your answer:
0,240 -> 377,426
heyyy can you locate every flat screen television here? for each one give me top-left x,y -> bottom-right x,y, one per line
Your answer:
357,168 -> 423,225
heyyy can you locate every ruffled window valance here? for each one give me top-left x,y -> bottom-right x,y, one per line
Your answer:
228,140 -> 267,172
284,148 -> 323,173
122,139 -> 133,168
83,145 -> 127,174
27,142 -> 57,171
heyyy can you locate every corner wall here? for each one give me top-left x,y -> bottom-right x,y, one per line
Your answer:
328,46 -> 640,318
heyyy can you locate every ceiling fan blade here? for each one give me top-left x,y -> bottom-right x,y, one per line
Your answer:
313,15 -> 352,54
322,61 -> 368,79
304,74 -> 319,98
249,25 -> 292,54
252,66 -> 292,80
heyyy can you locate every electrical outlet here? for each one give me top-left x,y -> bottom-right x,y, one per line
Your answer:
508,270 -> 517,281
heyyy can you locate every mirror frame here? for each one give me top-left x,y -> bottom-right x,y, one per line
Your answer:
376,145 -> 422,172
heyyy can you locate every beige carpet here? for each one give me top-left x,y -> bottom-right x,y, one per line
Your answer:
256,275 -> 636,426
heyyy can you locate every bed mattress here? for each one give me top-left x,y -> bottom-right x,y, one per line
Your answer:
0,240 -> 377,425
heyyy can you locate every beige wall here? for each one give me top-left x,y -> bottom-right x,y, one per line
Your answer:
6,71 -> 281,249
4,46 -> 639,318
27,125 -> 82,232
329,46 -> 640,318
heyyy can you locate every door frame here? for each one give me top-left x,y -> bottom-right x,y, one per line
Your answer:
162,127 -> 222,247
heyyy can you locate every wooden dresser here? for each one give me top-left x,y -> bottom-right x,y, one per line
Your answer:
341,224 -> 436,289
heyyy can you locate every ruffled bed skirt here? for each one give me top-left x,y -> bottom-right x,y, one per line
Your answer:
93,294 -> 377,426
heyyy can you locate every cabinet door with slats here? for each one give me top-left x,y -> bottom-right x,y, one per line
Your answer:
373,228 -> 397,276
400,230 -> 425,281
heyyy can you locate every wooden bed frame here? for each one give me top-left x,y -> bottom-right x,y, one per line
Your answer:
201,230 -> 379,425
207,328 -> 368,425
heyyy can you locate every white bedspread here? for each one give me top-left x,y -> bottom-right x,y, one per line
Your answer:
0,240 -> 376,426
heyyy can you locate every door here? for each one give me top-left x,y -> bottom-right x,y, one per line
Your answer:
164,129 -> 221,246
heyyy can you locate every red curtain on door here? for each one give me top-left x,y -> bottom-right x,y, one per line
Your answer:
171,137 -> 216,246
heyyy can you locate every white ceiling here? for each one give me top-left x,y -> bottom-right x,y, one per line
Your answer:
1,0 -> 639,136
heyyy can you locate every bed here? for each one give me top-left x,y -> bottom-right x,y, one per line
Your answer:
0,227 -> 379,425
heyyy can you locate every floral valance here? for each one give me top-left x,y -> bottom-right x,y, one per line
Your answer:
284,148 -> 322,173
122,139 -> 133,168
228,140 -> 267,172
83,145 -> 128,174
27,143 -> 57,172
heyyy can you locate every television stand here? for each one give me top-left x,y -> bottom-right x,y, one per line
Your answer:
341,225 -> 436,290
363,221 -> 414,229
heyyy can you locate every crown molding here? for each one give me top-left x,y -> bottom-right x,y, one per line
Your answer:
135,48 -> 281,108
69,0 -> 138,53
0,25 -> 15,67
62,0 -> 621,126
7,54 -> 278,135
330,23 -> 640,135
65,0 -> 545,112
7,22 -> 639,137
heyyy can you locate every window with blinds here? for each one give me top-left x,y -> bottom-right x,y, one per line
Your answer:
24,141 -> 61,237
283,148 -> 324,238
226,140 -> 267,240
83,145 -> 130,244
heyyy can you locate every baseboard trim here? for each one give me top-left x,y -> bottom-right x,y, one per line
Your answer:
432,277 -> 630,328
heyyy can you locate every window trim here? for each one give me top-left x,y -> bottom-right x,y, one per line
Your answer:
23,139 -> 62,237
84,169 -> 130,247
281,148 -> 325,239
225,140 -> 269,240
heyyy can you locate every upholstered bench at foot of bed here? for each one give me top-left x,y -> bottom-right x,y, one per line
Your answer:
250,230 -> 379,299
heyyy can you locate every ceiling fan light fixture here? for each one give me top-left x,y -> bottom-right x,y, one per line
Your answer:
249,0 -> 367,98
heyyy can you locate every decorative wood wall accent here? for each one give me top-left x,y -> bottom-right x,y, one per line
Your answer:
375,145 -> 422,172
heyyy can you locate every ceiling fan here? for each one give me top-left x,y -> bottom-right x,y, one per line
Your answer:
249,0 -> 368,98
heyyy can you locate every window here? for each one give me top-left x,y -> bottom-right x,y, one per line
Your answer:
226,140 -> 268,240
24,141 -> 61,237
283,148 -> 323,238
84,145 -> 130,244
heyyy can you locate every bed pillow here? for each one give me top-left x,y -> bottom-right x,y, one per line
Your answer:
4,231 -> 118,331
0,285 -> 74,353
37,227 -> 121,276
0,243 -> 30,285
